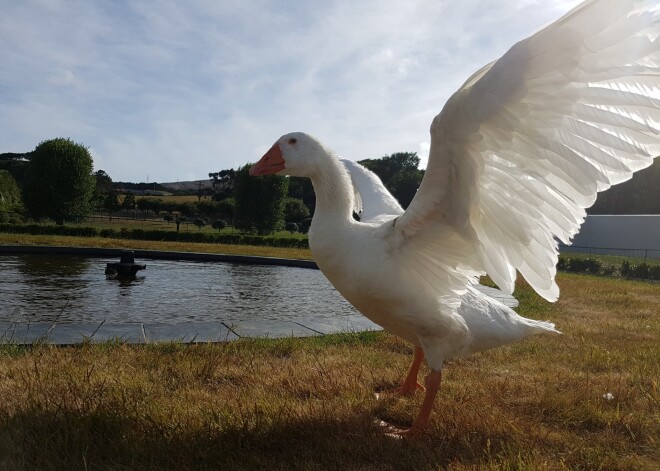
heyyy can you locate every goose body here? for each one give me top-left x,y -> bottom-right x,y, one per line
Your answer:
250,0 -> 660,435
306,155 -> 555,369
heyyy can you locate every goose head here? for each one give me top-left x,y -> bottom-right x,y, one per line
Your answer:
250,132 -> 330,178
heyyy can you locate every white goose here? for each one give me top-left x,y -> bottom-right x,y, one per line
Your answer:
250,0 -> 660,435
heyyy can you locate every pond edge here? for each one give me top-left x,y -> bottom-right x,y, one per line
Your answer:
0,245 -> 318,269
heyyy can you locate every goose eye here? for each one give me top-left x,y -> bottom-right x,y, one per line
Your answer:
288,138 -> 297,145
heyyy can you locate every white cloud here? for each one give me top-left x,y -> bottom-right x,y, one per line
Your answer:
0,0 -> 583,181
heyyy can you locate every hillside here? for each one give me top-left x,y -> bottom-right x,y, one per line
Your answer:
159,180 -> 213,191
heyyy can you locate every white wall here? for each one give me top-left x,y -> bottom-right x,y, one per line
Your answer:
560,215 -> 660,258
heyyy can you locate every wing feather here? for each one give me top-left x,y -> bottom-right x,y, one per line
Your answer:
390,0 -> 660,301
340,159 -> 403,223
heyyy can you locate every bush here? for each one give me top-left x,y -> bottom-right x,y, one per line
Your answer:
285,222 -> 299,234
567,257 -> 602,274
212,220 -> 227,231
585,258 -> 603,274
555,255 -> 659,281
602,264 -> 618,276
557,256 -> 568,271
299,218 -> 312,234
620,260 -> 632,277
284,197 -> 310,223
0,170 -> 22,214
99,228 -> 118,238
8,213 -> 23,224
649,265 -> 660,281
0,223 -> 98,237
0,221 -> 306,250
23,138 -> 95,224
631,263 -> 650,280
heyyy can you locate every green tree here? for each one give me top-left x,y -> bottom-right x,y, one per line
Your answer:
0,170 -> 23,218
175,202 -> 197,217
22,138 -> 96,224
284,197 -> 310,223
193,217 -> 206,230
216,197 -> 235,224
136,197 -> 149,213
122,192 -> 136,211
209,169 -> 236,201
211,219 -> 227,231
0,170 -> 22,209
145,198 -> 164,216
103,190 -> 122,213
94,169 -> 112,193
358,152 -> 424,208
235,164 -> 288,234
0,152 -> 30,186
287,176 -> 315,215
197,200 -> 220,219
92,170 -> 113,210
285,222 -> 299,234
389,167 -> 424,209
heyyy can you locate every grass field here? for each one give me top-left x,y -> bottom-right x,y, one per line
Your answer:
0,249 -> 658,469
82,215 -> 238,234
30,213 -> 310,238
121,194 -> 210,203
0,233 -> 312,259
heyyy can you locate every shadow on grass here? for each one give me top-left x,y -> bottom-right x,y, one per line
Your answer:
1,406 -> 527,471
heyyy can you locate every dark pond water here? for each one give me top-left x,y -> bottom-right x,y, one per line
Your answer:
0,254 -> 358,324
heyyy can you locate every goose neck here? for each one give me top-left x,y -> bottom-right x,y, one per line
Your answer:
309,161 -> 355,223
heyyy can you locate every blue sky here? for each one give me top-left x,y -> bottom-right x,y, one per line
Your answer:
0,0 -> 581,182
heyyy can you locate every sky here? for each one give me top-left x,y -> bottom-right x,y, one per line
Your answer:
0,0 -> 583,183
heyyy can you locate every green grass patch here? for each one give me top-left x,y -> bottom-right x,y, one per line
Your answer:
71,216 -> 309,239
0,232 -> 312,259
0,223 -> 309,249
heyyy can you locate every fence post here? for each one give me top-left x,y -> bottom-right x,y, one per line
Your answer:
644,249 -> 647,263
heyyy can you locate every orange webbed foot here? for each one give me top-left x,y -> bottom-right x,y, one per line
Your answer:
389,380 -> 426,396
375,370 -> 442,438
374,380 -> 424,400
376,346 -> 426,399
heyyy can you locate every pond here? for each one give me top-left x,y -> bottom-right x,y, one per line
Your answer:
0,254 -> 359,325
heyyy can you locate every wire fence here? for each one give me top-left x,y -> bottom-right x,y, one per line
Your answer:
0,210 -> 224,233
559,244 -> 660,262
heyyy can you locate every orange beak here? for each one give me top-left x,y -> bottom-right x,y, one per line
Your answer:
250,143 -> 285,176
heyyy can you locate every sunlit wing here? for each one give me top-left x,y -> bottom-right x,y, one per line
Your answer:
391,0 -> 660,301
341,158 -> 520,308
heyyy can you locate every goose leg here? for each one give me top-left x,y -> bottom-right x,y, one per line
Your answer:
386,370 -> 442,438
393,346 -> 426,396
407,370 -> 442,435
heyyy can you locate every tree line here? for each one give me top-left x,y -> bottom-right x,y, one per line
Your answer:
0,138 -> 426,234
1,138 -> 658,233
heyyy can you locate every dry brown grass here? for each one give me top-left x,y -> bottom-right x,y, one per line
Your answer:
132,195 -> 209,203
0,274 -> 658,470
0,233 -> 312,259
